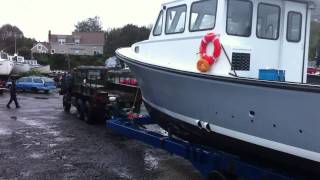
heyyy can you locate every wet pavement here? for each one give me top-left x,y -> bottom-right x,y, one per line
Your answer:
0,92 -> 202,180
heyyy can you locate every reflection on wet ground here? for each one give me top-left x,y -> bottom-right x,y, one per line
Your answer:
0,92 -> 201,179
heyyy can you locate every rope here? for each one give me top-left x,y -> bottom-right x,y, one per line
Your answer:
221,44 -> 238,77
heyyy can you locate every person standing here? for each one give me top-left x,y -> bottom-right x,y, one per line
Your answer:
7,79 -> 20,109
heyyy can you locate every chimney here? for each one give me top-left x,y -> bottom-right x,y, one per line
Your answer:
48,30 -> 51,42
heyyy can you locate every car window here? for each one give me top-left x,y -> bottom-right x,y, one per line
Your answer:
34,78 -> 43,83
25,78 -> 32,83
17,78 -> 25,83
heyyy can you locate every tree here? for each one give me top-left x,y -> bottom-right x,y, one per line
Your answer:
104,24 -> 151,56
0,24 -> 23,40
0,24 -> 35,55
75,16 -> 103,32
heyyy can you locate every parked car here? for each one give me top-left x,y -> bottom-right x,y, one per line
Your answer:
7,76 -> 56,93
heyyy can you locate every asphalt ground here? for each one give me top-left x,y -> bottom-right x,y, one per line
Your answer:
0,92 -> 202,180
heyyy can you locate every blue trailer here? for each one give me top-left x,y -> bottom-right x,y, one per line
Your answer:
106,116 -> 302,179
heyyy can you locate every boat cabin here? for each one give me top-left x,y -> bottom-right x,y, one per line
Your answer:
133,0 -> 315,83
0,52 -> 9,61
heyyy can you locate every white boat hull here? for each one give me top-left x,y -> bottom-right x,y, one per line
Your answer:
0,60 -> 14,75
12,63 -> 31,74
32,65 -> 51,74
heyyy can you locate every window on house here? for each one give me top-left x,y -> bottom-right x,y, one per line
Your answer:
287,11 -> 302,42
153,11 -> 164,36
75,50 -> 80,54
257,3 -> 281,40
227,0 -> 253,37
58,39 -> 66,45
165,5 -> 187,34
94,50 -> 99,55
51,49 -> 55,54
75,39 -> 80,45
37,45 -> 42,50
190,0 -> 217,32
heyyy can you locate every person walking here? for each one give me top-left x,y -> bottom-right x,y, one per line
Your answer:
7,79 -> 20,109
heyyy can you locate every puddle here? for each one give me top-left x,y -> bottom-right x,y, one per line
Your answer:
17,117 -> 61,137
54,137 -> 75,142
48,144 -> 58,148
34,97 -> 49,100
111,167 -> 132,179
0,128 -> 12,135
144,150 -> 159,171
29,152 -> 44,159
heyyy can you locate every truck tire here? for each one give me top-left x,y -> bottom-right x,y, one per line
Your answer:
63,95 -> 71,113
84,102 -> 94,124
31,87 -> 38,93
76,99 -> 85,120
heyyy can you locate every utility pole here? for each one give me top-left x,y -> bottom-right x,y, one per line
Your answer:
14,34 -> 17,55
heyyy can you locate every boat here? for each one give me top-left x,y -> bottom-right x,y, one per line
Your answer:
0,52 -> 14,76
116,0 -> 320,175
11,55 -> 31,74
25,59 -> 51,74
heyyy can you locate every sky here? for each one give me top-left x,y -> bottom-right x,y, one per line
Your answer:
0,0 -> 167,41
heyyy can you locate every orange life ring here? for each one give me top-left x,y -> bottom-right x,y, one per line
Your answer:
197,33 -> 221,72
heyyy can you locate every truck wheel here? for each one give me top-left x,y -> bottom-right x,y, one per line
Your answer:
31,87 -> 38,93
44,90 -> 49,94
76,99 -> 85,120
84,102 -> 94,124
63,95 -> 71,113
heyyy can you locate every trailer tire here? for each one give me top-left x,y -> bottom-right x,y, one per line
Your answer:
76,99 -> 85,120
84,102 -> 94,124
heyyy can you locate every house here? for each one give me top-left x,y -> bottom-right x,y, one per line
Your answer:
31,42 -> 51,54
48,31 -> 105,56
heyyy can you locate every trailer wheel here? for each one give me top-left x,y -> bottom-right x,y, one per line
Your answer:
76,99 -> 85,120
84,102 -> 94,124
207,170 -> 227,180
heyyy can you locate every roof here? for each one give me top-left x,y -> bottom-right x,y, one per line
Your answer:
50,32 -> 105,45
31,42 -> 51,51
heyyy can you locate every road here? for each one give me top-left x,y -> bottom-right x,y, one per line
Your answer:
0,92 -> 201,180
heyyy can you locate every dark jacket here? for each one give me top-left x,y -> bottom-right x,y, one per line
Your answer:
10,82 -> 17,96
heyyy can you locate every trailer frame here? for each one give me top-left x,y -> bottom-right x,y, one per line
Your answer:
106,116 -> 304,179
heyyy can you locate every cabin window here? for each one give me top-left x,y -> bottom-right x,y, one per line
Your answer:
257,3 -> 281,40
287,12 -> 302,43
153,11 -> 164,36
189,0 -> 217,32
0,53 -> 8,59
165,5 -> 187,34
226,0 -> 253,37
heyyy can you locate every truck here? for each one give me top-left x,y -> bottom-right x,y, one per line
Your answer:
60,66 -> 142,124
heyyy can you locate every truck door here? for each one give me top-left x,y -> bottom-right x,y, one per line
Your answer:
280,1 -> 307,83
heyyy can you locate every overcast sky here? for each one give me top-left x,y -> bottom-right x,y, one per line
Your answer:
0,0 -> 166,41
